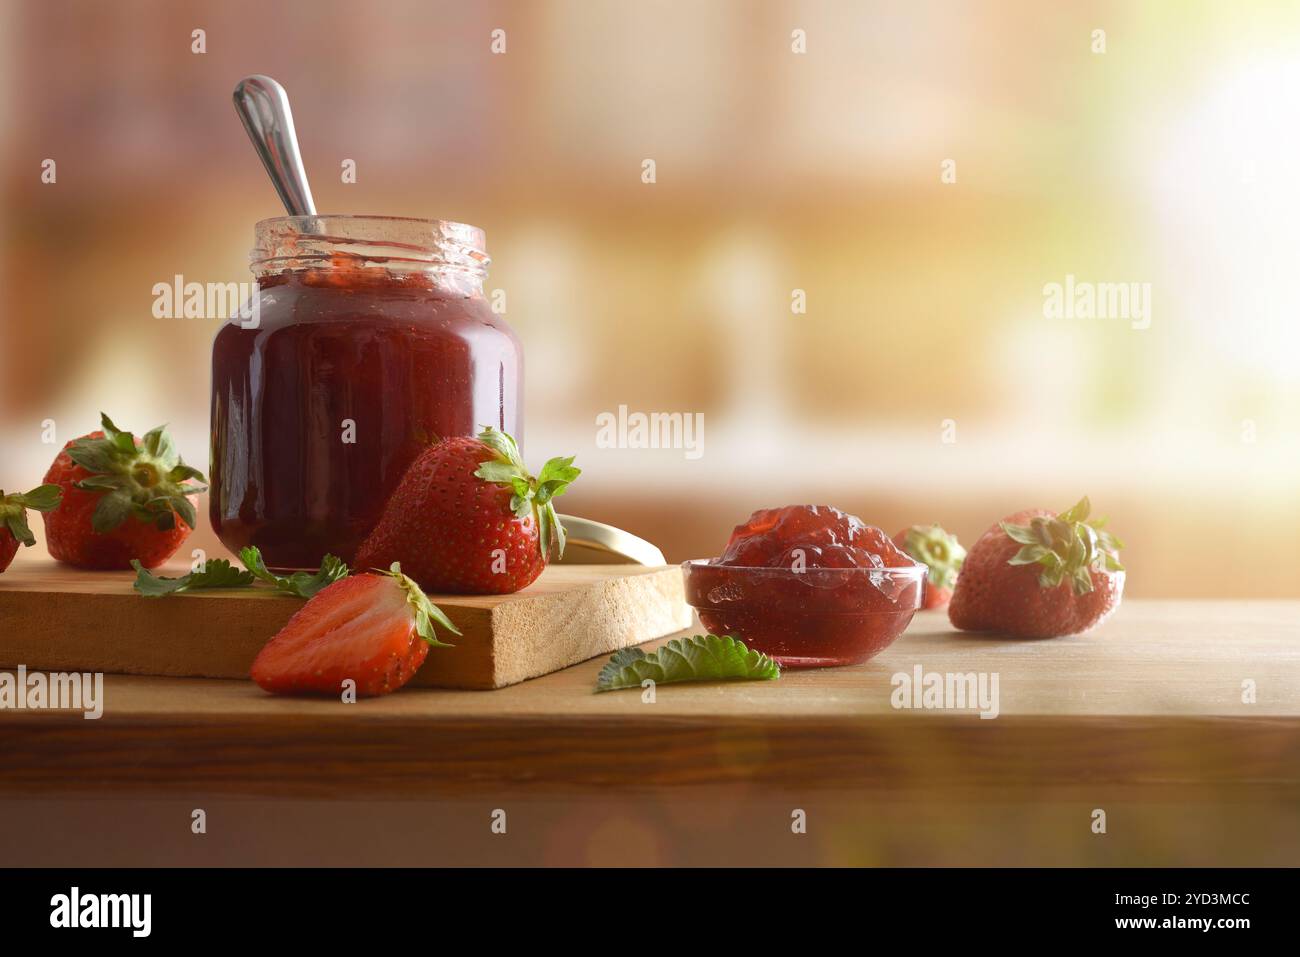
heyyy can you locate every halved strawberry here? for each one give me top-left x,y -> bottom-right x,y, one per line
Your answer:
250,563 -> 460,697
0,484 -> 62,572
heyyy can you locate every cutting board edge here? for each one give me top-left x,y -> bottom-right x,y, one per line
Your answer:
0,564 -> 689,691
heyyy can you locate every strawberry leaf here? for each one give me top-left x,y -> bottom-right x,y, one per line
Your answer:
537,456 -> 580,488
13,484 -> 61,512
384,562 -> 461,647
1008,544 -> 1049,566
899,524 -> 966,591
2,509 -> 34,547
90,493 -> 134,534
0,484 -> 62,548
473,461 -> 518,484
546,502 -> 566,556
1058,496 -> 1091,524
1001,523 -> 1041,546
1002,498 -> 1122,596
595,634 -> 781,693
171,495 -> 197,531
472,426 -> 581,562
169,464 -> 206,483
67,413 -> 206,533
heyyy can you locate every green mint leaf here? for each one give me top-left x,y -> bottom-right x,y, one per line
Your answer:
595,634 -> 781,693
131,558 -> 256,598
282,554 -> 350,599
238,545 -> 279,586
238,546 -> 350,599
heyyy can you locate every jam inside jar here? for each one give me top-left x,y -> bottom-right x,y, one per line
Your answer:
210,215 -> 521,569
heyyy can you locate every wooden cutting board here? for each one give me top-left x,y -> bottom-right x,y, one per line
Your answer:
0,561 -> 691,690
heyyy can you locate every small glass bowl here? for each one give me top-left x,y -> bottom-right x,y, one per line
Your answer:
682,559 -> 926,668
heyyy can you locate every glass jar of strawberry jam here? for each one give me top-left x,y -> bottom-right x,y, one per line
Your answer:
210,215 -> 522,569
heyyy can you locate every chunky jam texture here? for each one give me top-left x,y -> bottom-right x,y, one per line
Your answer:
717,505 -> 919,569
685,505 -> 924,667
210,267 -> 522,569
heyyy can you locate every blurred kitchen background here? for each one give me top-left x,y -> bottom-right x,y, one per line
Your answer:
2,0 -> 1298,597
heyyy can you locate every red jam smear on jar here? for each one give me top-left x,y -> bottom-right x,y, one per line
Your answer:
211,256 -> 521,569
683,505 -> 924,667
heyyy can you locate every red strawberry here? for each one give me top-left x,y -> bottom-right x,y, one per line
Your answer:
893,524 -> 965,609
0,484 -> 62,572
354,427 -> 580,595
251,563 -> 459,697
948,497 -> 1124,638
42,413 -> 206,570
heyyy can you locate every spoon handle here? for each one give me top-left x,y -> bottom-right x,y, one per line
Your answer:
232,75 -> 317,217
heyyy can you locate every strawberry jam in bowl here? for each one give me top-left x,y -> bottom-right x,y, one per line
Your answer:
683,505 -> 926,668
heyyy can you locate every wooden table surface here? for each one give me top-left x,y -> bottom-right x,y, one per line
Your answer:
3,600 -> 1297,801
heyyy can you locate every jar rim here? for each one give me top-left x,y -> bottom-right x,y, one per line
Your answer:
250,214 -> 488,277
254,213 -> 483,229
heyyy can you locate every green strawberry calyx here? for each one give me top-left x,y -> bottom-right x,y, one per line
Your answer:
66,413 -> 208,534
472,426 -> 581,562
900,524 -> 966,591
0,484 -> 62,547
384,562 -> 461,648
1001,496 -> 1124,596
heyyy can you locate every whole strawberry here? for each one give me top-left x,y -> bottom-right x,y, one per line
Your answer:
0,484 -> 62,572
893,524 -> 965,609
948,497 -> 1124,638
43,413 -> 207,570
354,427 -> 580,594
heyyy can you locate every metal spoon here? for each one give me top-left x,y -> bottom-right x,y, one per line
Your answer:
232,75 -> 317,216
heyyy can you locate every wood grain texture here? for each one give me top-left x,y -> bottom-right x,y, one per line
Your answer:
0,601 -> 1296,799
0,560 -> 692,689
